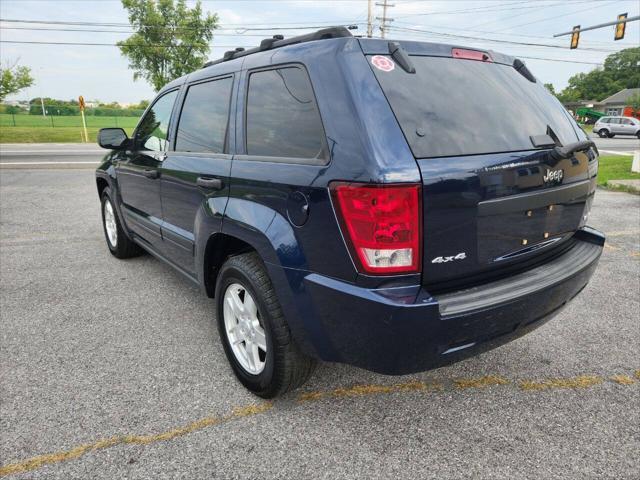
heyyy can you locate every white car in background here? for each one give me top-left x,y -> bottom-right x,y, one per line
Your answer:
593,116 -> 640,139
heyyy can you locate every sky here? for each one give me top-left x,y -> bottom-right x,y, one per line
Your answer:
1,0 -> 638,103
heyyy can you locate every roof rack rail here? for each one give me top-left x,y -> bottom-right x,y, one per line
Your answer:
203,26 -> 353,68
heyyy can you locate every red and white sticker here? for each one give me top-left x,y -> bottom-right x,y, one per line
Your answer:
371,55 -> 395,72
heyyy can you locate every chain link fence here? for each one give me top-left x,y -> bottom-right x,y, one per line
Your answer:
0,113 -> 140,129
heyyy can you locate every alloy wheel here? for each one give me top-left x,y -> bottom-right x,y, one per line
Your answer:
104,199 -> 118,248
223,283 -> 267,375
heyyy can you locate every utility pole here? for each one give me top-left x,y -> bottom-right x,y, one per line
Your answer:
375,0 -> 394,39
40,97 -> 46,117
367,0 -> 373,38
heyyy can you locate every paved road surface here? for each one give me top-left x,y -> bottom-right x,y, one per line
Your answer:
0,169 -> 638,479
0,136 -> 638,168
0,143 -> 105,167
589,134 -> 640,155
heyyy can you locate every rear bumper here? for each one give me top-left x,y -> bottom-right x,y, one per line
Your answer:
300,227 -> 604,374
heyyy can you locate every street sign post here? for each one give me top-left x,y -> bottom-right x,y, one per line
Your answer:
78,95 -> 88,143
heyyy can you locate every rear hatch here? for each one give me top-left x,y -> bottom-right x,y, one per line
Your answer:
365,42 -> 597,288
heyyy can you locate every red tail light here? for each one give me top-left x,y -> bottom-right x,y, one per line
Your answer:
451,48 -> 492,62
331,182 -> 422,275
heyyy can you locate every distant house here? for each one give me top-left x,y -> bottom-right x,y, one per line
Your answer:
562,88 -> 640,121
598,88 -> 640,116
562,100 -> 599,116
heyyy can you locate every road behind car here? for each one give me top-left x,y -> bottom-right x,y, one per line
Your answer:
0,169 -> 638,479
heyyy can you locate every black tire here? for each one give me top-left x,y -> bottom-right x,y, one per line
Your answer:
636,131 -> 640,140
597,129 -> 608,138
215,252 -> 316,398
608,132 -> 615,138
100,187 -> 143,259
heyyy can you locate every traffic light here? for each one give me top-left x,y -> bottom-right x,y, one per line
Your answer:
570,25 -> 580,49
614,13 -> 627,41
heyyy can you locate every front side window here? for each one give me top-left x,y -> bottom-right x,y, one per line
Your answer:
246,66 -> 327,162
175,77 -> 233,153
135,90 -> 178,152
621,118 -> 632,125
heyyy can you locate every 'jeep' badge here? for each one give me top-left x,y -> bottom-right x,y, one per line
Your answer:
543,169 -> 563,184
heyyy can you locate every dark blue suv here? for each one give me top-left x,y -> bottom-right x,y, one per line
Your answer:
96,27 -> 604,397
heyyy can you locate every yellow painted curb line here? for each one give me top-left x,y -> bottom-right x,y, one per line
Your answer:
1,372 -> 637,477
0,403 -> 272,477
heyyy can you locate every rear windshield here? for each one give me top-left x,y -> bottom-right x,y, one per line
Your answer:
370,55 -> 581,158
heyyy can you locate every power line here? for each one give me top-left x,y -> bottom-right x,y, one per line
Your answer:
0,39 -> 605,65
0,26 -> 274,36
517,55 -> 602,65
394,0 -> 580,19
392,21 -> 638,47
491,0 -> 620,33
0,17 -> 362,30
0,40 -> 254,47
387,25 -> 621,52
461,0 -> 595,31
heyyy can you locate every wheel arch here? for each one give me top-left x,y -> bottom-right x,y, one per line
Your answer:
201,233 -> 257,298
96,176 -> 109,197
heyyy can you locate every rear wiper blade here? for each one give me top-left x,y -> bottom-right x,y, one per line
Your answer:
551,140 -> 596,160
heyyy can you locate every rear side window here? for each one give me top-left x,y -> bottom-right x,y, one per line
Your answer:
609,118 -> 621,124
175,76 -> 233,153
246,66 -> 328,162
371,55 -> 581,158
135,90 -> 178,152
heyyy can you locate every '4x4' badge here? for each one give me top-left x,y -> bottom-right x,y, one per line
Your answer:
431,252 -> 467,264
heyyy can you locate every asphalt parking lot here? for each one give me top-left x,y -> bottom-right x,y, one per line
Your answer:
1,169 -> 638,479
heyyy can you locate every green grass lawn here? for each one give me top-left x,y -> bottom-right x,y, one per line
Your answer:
597,155 -> 640,192
0,126 -> 135,143
0,113 -> 138,143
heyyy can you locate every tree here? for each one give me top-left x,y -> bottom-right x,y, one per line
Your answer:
543,83 -> 556,95
133,99 -> 150,110
118,0 -> 218,91
0,60 -> 34,102
557,47 -> 639,102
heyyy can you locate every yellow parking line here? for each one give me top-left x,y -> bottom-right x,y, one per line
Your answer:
611,375 -> 636,385
519,375 -> 603,391
1,372 -> 637,477
0,403 -> 272,477
298,380 -> 440,402
454,375 -> 509,389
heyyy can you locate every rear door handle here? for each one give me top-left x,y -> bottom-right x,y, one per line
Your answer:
196,177 -> 223,190
142,169 -> 159,179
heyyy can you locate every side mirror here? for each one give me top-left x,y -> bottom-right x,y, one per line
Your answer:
98,128 -> 129,150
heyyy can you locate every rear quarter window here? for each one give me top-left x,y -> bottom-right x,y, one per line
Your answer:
245,66 -> 328,163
